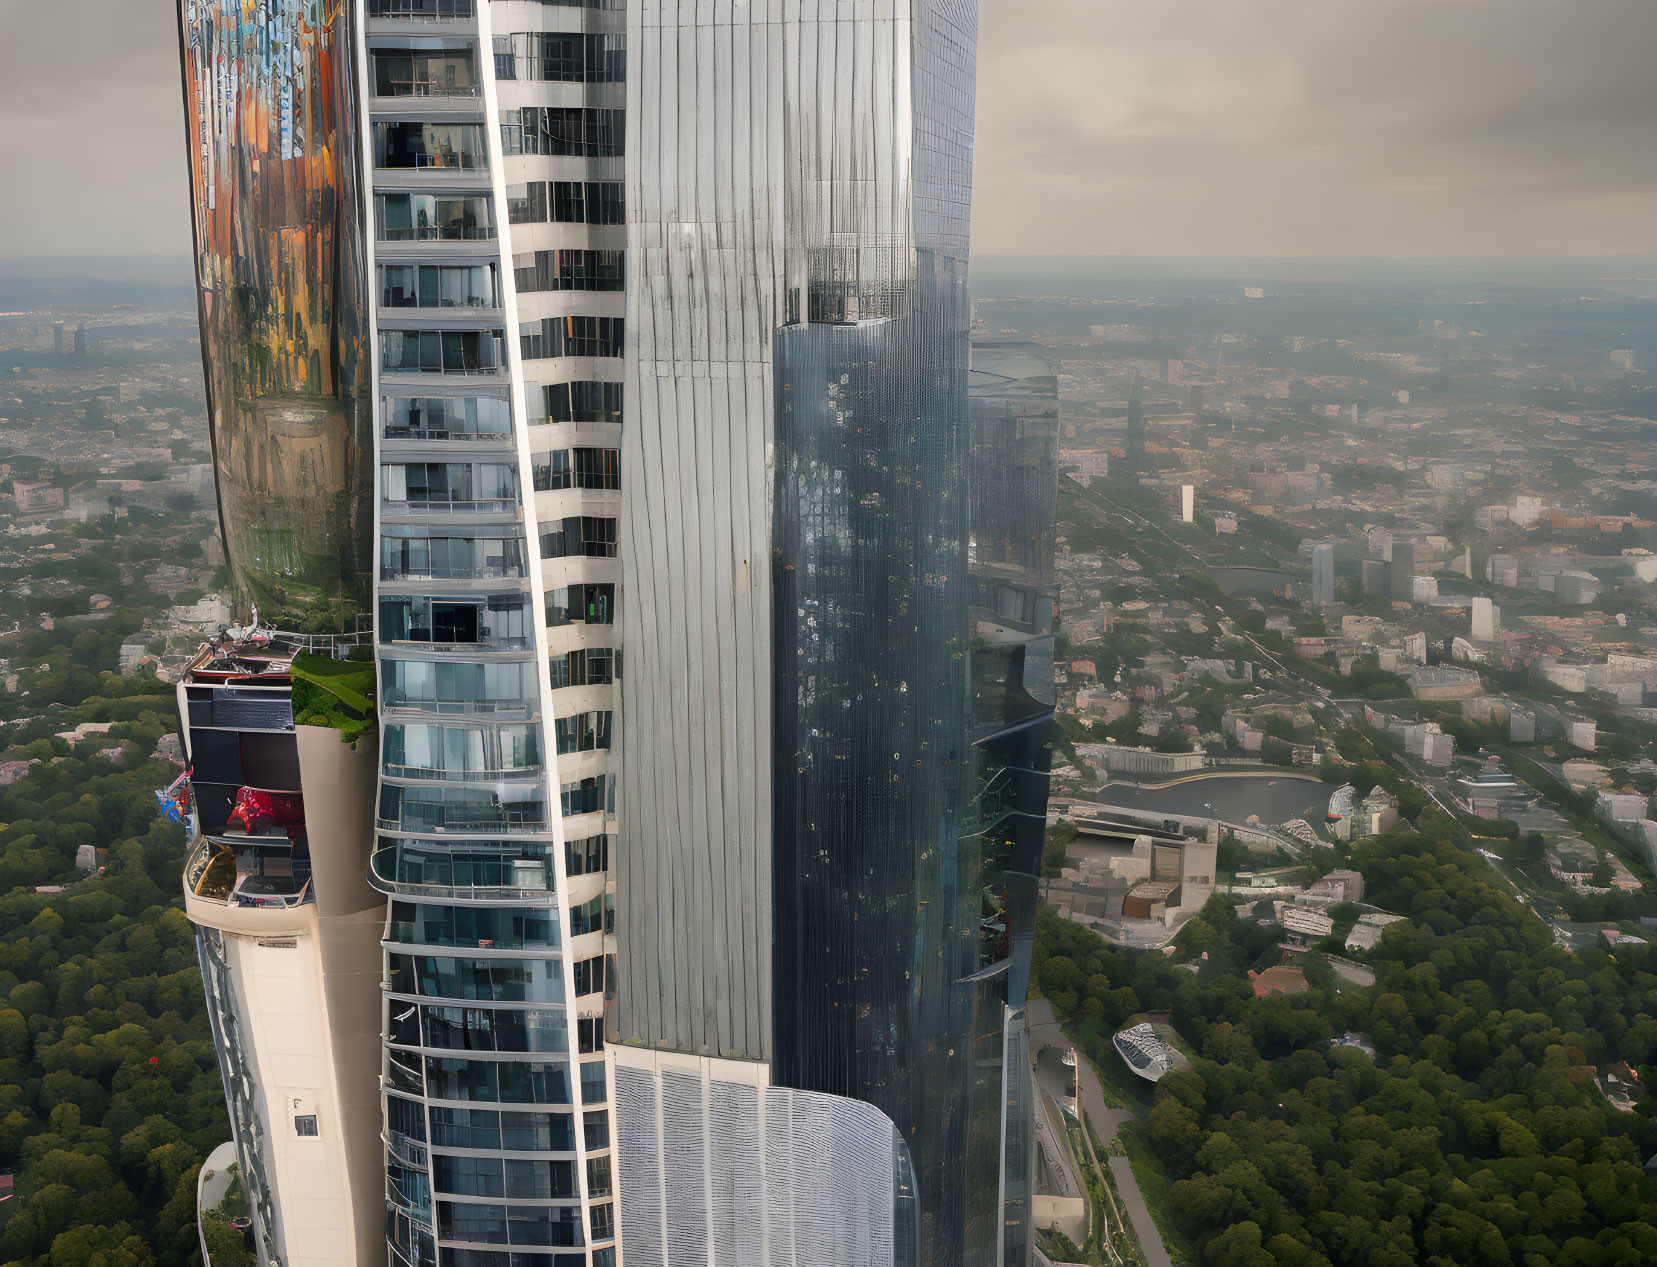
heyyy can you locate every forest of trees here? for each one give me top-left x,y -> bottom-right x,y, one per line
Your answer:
1034,833 -> 1657,1267
0,682 -> 230,1267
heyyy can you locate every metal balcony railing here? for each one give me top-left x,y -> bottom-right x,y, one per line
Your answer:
377,806 -> 550,835
383,636 -> 533,654
380,698 -> 536,718
369,0 -> 475,17
383,427 -> 513,442
374,78 -> 481,99
369,851 -> 557,902
380,762 -> 543,783
382,497 -> 519,515
380,565 -> 525,582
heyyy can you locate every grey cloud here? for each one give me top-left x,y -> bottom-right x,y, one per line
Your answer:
0,0 -> 192,258
974,0 -> 1657,257
0,0 -> 1650,260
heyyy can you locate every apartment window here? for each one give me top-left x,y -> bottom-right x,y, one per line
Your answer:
520,317 -> 624,361
380,329 -> 504,375
546,381 -> 623,424
372,48 -> 478,98
560,774 -> 613,817
573,957 -> 604,997
554,711 -> 612,755
580,1062 -> 607,1105
492,35 -> 516,80
514,250 -> 624,294
565,834 -> 609,877
369,0 -> 475,15
382,395 -> 510,440
573,447 -> 620,489
586,1154 -> 612,1198
436,1155 -> 504,1199
551,181 -> 586,223
505,1159 -> 577,1201
537,33 -> 585,80
380,595 -> 530,646
577,1017 -> 604,1054
505,182 -> 548,225
294,1115 -> 319,1137
569,894 -> 612,937
503,107 -> 624,157
382,461 -> 517,504
425,1057 -> 572,1106
376,193 -> 494,242
540,516 -> 618,560
534,448 -> 619,494
548,648 -> 613,689
589,182 -> 625,225
380,263 -> 498,309
546,583 -> 615,627
590,1202 -> 615,1242
533,450 -> 572,492
380,532 -> 526,582
534,180 -> 625,226
374,121 -> 487,171
583,1109 -> 609,1150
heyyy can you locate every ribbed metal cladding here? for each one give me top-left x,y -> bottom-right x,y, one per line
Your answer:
618,0 -> 978,1058
616,1 -> 990,1263
610,1054 -> 902,1267
616,0 -> 791,1062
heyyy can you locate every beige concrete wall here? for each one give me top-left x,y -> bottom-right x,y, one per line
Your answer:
295,726 -> 385,1267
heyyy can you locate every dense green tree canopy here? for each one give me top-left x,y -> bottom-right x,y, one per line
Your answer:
1034,833 -> 1657,1267
0,719 -> 229,1267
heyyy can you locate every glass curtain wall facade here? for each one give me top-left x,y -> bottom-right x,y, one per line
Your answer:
965,342 -> 1059,1265
610,3 -> 1049,1265
364,2 -> 622,1266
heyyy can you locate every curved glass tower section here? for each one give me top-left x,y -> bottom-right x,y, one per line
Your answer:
180,0 -> 375,617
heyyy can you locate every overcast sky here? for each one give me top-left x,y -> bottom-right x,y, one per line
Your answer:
0,0 -> 1652,260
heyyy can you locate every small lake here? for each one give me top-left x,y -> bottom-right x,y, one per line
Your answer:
1095,772 -> 1332,831
1208,566 -> 1300,597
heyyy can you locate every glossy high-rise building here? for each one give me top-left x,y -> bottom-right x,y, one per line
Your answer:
179,1 -> 624,1263
179,1 -> 1044,1264
608,3 -> 1050,1265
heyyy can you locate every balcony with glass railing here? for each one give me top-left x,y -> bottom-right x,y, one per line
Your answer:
369,0 -> 476,18
370,841 -> 557,902
381,697 -> 537,720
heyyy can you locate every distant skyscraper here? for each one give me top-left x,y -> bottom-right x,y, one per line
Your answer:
610,4 -> 1047,1265
51,323 -> 64,358
1311,544 -> 1335,605
1361,559 -> 1389,600
1125,372 -> 1147,473
1472,597 -> 1501,641
1181,484 -> 1196,524
1391,541 -> 1417,601
73,324 -> 87,358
